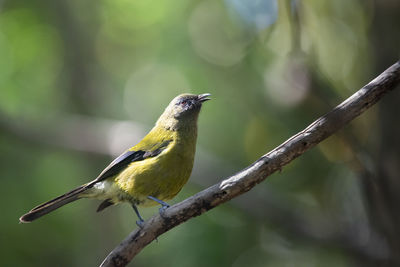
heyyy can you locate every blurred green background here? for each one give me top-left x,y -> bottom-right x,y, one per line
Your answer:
1,0 -> 399,266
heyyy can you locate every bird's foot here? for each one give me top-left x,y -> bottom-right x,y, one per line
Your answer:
136,219 -> 145,229
158,204 -> 170,218
132,204 -> 145,228
147,196 -> 170,218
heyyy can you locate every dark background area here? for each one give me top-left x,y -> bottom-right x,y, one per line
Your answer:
1,0 -> 399,266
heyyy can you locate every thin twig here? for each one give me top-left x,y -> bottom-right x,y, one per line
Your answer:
100,61 -> 400,267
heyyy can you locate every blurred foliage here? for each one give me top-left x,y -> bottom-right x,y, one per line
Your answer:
1,0 -> 399,266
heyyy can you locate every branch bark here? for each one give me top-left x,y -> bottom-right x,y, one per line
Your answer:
100,61 -> 400,267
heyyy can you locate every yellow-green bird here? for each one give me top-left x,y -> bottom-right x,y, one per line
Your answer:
20,93 -> 211,226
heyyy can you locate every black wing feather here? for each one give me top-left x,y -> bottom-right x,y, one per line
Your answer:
88,140 -> 172,187
93,150 -> 146,182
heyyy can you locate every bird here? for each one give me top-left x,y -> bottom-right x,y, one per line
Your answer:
20,93 -> 211,226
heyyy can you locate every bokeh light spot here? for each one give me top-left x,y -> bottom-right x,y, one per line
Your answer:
188,0 -> 249,67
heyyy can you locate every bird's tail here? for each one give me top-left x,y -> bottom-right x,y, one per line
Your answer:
19,185 -> 89,223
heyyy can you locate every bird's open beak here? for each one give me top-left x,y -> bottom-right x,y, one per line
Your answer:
198,93 -> 211,102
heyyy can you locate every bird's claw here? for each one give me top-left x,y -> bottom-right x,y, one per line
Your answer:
158,205 -> 169,218
147,196 -> 170,218
136,219 -> 145,228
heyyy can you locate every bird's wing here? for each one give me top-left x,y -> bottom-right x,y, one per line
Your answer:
89,140 -> 172,185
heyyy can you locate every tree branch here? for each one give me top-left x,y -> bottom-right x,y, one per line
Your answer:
100,61 -> 400,267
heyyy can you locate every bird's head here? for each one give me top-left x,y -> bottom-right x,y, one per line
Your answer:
157,93 -> 211,130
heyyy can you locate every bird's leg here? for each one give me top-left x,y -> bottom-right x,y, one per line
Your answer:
131,204 -> 145,228
147,196 -> 170,216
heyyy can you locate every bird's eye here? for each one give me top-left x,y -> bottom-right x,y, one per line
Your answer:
176,99 -> 193,109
